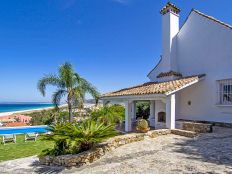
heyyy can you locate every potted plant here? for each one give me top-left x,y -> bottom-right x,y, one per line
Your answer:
136,119 -> 150,133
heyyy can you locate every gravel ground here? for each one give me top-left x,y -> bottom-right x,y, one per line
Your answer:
1,127 -> 232,174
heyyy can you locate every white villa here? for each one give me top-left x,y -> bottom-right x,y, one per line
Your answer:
101,2 -> 232,132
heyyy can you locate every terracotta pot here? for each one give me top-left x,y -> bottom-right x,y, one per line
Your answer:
138,127 -> 150,133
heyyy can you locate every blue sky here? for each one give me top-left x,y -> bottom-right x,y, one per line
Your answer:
0,0 -> 231,102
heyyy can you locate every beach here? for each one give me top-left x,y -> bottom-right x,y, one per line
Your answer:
0,104 -> 67,117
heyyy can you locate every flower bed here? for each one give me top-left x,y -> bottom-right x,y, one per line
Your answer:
39,129 -> 197,167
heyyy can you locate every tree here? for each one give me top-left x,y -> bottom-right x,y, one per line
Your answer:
90,105 -> 125,125
37,62 -> 100,122
136,102 -> 150,120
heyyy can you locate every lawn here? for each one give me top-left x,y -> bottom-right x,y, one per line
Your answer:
0,134 -> 53,162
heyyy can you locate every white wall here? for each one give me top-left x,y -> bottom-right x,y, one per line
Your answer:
154,100 -> 166,128
176,11 -> 232,123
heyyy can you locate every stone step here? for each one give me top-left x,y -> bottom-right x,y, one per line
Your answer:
171,129 -> 198,138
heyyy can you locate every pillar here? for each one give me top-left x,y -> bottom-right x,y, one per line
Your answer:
149,100 -> 155,127
166,94 -> 176,129
131,101 -> 136,122
125,101 -> 132,132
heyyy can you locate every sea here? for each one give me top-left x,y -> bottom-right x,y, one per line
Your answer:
0,103 -> 54,113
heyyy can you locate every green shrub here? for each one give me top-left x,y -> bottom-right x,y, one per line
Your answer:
40,120 -> 118,156
40,123 -> 73,156
136,102 -> 150,120
27,109 -> 71,125
136,119 -> 150,132
90,105 -> 125,125
67,120 -> 118,152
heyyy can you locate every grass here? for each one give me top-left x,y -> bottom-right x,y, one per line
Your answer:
0,134 -> 53,162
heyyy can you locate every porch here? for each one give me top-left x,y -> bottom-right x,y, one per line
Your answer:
101,75 -> 205,132
103,94 -> 176,132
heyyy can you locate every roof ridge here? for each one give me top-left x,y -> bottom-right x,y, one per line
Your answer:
104,81 -> 158,95
192,9 -> 232,30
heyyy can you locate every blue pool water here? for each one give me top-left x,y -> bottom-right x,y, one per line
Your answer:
0,103 -> 54,113
0,125 -> 48,134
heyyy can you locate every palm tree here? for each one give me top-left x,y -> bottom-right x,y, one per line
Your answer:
37,62 -> 100,122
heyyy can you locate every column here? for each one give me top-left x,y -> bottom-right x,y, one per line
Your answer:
131,101 -> 136,122
166,94 -> 176,129
125,101 -> 132,132
149,100 -> 155,127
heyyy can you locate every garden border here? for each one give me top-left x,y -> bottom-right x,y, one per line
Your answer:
39,129 -> 197,167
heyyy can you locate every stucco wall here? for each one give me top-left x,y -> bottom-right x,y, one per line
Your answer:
176,11 -> 232,123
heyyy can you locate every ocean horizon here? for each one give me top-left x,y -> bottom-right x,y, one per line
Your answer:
0,103 -> 55,113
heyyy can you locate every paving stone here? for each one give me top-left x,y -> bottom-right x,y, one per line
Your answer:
0,126 -> 232,173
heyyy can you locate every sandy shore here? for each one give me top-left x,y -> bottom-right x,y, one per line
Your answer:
0,104 -> 67,117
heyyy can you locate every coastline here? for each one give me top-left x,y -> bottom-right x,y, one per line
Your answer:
0,104 -> 67,117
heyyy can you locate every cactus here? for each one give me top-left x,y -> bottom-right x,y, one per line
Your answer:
136,119 -> 150,132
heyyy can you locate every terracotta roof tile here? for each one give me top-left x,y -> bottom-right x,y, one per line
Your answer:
5,122 -> 27,127
160,2 -> 180,15
102,74 -> 205,98
157,71 -> 182,78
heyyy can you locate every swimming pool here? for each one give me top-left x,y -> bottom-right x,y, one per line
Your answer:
0,125 -> 48,134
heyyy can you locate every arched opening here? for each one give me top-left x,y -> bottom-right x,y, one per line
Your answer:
158,112 -> 166,123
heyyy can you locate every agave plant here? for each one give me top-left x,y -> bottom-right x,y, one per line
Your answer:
67,120 -> 118,152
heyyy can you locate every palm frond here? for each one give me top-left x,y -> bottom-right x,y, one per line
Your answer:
59,62 -> 74,88
37,74 -> 64,96
52,89 -> 67,106
74,73 -> 100,101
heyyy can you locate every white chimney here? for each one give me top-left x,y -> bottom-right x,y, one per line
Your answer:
160,2 -> 180,72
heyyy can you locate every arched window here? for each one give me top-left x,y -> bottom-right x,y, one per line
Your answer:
158,112 -> 166,123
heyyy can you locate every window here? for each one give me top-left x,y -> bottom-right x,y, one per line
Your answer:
158,112 -> 166,122
217,79 -> 232,105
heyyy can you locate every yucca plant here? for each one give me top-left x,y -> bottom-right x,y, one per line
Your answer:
67,120 -> 118,152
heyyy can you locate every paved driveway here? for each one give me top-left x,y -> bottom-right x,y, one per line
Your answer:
1,127 -> 232,174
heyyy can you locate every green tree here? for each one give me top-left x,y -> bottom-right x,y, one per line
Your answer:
90,105 -> 125,125
37,62 -> 100,122
136,102 -> 150,120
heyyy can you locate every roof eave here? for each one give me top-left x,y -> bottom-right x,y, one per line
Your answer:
165,74 -> 205,96
101,93 -> 166,101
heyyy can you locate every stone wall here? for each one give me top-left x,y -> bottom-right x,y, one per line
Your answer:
39,129 -> 196,167
171,129 -> 198,138
182,122 -> 213,133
